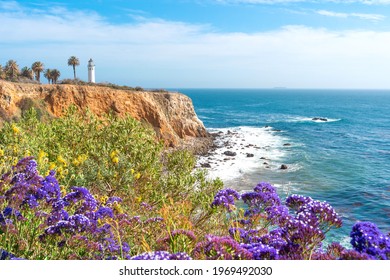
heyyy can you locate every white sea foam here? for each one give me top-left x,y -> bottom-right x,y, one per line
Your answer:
197,126 -> 290,181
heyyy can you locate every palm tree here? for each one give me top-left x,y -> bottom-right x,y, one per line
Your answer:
21,66 -> 34,80
51,69 -> 61,84
32,61 -> 44,83
67,56 -> 80,79
5,60 -> 20,80
44,69 -> 52,84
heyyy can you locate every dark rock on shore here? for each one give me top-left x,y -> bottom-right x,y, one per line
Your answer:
280,164 -> 288,170
224,151 -> 237,156
246,153 -> 254,157
283,143 -> 291,146
201,163 -> 211,168
312,117 -> 328,122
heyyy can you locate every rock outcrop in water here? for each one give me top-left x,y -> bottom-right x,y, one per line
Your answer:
0,80 -> 212,153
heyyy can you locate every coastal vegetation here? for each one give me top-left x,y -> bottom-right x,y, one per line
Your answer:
0,59 -> 61,84
0,106 -> 389,260
0,57 -> 146,90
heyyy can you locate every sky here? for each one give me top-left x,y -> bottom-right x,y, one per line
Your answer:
2,0 -> 390,88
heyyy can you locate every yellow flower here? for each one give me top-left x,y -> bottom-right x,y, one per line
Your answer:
11,124 -> 20,135
78,154 -> 88,164
99,195 -> 109,205
24,150 -> 31,157
110,150 -> 118,159
134,172 -> 141,180
49,162 -> 56,170
38,150 -> 47,164
57,155 -> 67,166
113,201 -> 124,214
72,159 -> 80,166
0,149 -> 4,157
111,156 -> 119,164
60,185 -> 67,196
130,168 -> 135,174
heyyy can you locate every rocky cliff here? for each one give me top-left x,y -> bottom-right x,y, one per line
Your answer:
0,80 -> 212,153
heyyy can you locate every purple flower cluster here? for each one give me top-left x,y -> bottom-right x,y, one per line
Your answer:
193,235 -> 252,260
211,188 -> 240,212
0,158 -> 131,260
2,158 -> 390,260
350,221 -> 390,260
131,251 -> 192,260
222,183 -> 346,260
0,248 -> 23,260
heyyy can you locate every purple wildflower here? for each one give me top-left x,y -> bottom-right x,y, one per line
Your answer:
63,187 -> 97,213
68,214 -> 91,232
241,183 -> 281,217
37,171 -> 61,203
193,235 -> 252,260
106,196 -> 122,205
0,249 -> 19,260
211,188 -> 240,212
241,242 -> 278,260
96,207 -> 114,219
144,217 -> 164,224
2,207 -> 24,221
350,221 -> 390,260
47,209 -> 69,226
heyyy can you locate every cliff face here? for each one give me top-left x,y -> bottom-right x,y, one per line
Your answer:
0,81 -> 211,151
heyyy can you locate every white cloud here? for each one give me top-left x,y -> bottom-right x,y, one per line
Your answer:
317,10 -> 385,21
2,3 -> 390,88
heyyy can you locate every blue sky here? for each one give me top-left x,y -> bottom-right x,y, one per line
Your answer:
2,0 -> 390,88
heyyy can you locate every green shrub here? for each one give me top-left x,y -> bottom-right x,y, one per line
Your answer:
0,107 -> 222,253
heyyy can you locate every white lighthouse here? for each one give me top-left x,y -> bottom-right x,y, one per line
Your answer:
88,58 -> 95,83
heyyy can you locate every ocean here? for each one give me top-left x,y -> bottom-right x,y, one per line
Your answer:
179,88 -> 390,245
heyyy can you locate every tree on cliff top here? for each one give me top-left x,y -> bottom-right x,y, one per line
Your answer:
44,69 -> 52,84
5,60 -> 20,80
68,56 -> 80,79
51,69 -> 61,84
0,64 -> 5,79
32,61 -> 44,83
21,67 -> 34,80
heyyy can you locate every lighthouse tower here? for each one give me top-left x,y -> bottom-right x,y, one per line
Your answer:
88,58 -> 95,83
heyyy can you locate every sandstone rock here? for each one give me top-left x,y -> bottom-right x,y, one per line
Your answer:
0,80 -> 210,151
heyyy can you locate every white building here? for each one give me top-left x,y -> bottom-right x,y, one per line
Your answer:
88,58 -> 95,83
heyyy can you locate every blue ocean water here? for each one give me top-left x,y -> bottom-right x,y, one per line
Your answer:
180,88 -> 390,244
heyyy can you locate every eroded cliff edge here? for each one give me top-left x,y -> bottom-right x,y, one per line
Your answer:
0,81 -> 212,154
